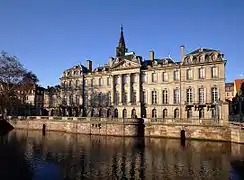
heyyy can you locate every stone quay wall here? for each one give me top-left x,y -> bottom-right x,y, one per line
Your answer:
7,116 -> 244,144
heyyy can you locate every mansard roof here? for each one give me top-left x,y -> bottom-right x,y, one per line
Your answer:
64,64 -> 87,73
186,48 -> 220,56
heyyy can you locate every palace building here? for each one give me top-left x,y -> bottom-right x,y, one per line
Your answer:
44,27 -> 229,121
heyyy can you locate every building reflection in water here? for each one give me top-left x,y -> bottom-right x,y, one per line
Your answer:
4,130 -> 244,180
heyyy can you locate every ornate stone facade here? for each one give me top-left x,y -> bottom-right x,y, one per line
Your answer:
44,27 -> 229,121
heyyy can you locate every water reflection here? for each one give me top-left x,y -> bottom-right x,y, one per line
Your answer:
3,130 -> 244,180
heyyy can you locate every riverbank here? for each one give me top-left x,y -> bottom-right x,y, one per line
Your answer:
7,116 -> 244,144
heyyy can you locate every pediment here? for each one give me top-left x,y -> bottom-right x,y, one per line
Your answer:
111,59 -> 140,70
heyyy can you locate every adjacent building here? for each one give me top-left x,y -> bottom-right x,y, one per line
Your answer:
44,27 -> 229,121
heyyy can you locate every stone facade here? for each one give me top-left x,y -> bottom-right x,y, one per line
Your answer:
44,27 -> 229,121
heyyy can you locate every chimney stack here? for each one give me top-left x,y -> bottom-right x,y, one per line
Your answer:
150,50 -> 154,61
87,60 -> 92,72
180,45 -> 185,61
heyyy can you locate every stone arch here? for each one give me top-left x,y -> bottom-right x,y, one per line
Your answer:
122,109 -> 127,119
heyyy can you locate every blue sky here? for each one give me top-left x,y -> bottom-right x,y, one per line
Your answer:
0,0 -> 243,87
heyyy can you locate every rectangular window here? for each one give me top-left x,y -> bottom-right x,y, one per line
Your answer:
212,67 -> 218,78
211,87 -> 218,103
173,70 -> 179,81
199,88 -> 204,104
173,89 -> 180,104
107,77 -> 111,86
142,91 -> 147,103
162,90 -> 168,104
141,72 -> 147,83
152,91 -> 157,104
162,72 -> 168,82
186,88 -> 193,104
186,69 -> 193,80
199,68 -> 205,79
152,72 -> 157,82
132,91 -> 136,104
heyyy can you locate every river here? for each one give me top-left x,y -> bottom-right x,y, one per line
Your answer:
0,129 -> 244,180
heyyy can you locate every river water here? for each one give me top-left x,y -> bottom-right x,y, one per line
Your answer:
0,130 -> 244,180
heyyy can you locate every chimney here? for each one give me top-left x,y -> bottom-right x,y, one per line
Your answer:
180,45 -> 185,61
150,50 -> 154,61
87,60 -> 92,72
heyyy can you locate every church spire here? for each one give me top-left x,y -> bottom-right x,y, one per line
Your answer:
116,25 -> 128,57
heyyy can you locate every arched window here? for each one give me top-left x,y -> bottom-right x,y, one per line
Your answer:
163,109 -> 167,118
107,109 -> 111,117
174,108 -> 179,119
131,109 -> 136,118
152,109 -> 157,118
122,109 -> 127,119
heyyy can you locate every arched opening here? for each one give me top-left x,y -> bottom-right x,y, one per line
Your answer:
107,109 -> 111,118
114,108 -> 118,118
99,108 -> 102,117
131,109 -> 136,118
163,109 -> 167,119
122,109 -> 127,119
152,109 -> 157,119
174,108 -> 179,119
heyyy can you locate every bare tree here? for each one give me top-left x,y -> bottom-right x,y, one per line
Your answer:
0,51 -> 39,117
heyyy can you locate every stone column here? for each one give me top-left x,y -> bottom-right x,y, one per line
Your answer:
136,73 -> 140,103
111,76 -> 114,105
128,74 -> 131,104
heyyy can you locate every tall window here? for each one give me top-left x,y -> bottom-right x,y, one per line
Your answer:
163,109 -> 167,118
174,109 -> 179,119
162,72 -> 168,82
123,92 -> 127,104
186,69 -> 193,80
115,91 -> 119,105
75,80 -> 79,87
107,77 -> 111,86
152,109 -> 157,118
199,88 -> 204,104
99,78 -> 102,86
152,72 -> 157,82
122,75 -> 127,84
199,67 -> 205,79
173,70 -> 179,81
131,91 -> 136,104
142,91 -> 147,104
211,67 -> 218,78
76,95 -> 79,105
69,95 -> 73,105
162,90 -> 168,104
152,90 -> 157,104
173,89 -> 180,104
186,88 -> 193,104
141,72 -> 147,83
211,87 -> 218,103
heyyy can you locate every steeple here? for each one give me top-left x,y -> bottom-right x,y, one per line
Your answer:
116,25 -> 128,57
